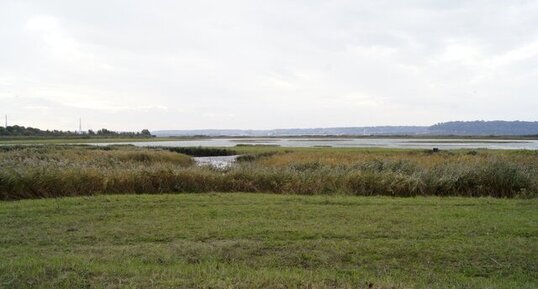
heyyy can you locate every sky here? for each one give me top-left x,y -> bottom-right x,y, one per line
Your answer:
1,0 -> 537,131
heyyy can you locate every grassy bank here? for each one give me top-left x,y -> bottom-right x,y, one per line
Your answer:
1,146 -> 537,199
1,193 -> 536,288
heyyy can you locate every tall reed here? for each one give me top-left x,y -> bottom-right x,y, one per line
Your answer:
1,146 -> 536,200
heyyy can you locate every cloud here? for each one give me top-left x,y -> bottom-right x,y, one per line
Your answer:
23,105 -> 49,111
489,40 -> 538,68
0,0 -> 536,130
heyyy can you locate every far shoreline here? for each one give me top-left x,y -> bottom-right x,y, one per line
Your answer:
1,134 -> 538,145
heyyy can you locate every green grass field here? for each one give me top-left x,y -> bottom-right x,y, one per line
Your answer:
1,193 -> 536,288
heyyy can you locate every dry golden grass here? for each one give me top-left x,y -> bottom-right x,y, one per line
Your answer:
255,149 -> 538,169
1,146 -> 536,199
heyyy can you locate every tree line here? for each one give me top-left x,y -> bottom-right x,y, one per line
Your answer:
0,125 -> 153,138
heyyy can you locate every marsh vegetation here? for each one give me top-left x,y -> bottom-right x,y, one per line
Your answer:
1,145 -> 536,200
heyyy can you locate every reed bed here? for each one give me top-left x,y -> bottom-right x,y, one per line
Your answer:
0,146 -> 536,200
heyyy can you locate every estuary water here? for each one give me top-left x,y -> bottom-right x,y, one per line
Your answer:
90,138 -> 538,150
193,155 -> 240,168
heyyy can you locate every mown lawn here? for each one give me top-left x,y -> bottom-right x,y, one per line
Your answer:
0,193 -> 537,288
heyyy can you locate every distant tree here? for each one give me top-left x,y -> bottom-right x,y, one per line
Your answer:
0,125 -> 153,138
97,128 -> 113,136
140,129 -> 152,136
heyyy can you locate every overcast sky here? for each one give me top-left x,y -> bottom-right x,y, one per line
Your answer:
1,0 -> 537,131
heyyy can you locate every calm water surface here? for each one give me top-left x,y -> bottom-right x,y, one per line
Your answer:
193,155 -> 240,168
90,138 -> 538,150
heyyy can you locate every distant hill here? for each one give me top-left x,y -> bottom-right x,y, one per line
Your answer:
154,126 -> 429,137
429,121 -> 538,136
154,121 -> 538,137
